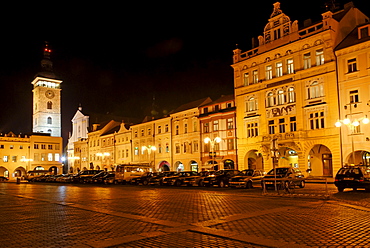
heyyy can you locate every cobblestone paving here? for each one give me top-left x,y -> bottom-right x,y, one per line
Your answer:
1,182 -> 370,247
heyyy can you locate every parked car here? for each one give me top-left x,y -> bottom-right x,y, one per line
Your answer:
161,171 -> 199,186
55,174 -> 73,183
229,169 -> 266,188
0,176 -> 9,182
183,170 -> 215,186
149,171 -> 177,186
262,167 -> 305,189
91,171 -> 115,184
71,170 -> 103,183
26,170 -> 51,182
131,172 -> 159,185
334,165 -> 370,192
202,169 -> 240,187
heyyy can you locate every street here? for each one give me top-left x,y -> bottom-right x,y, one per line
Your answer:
0,182 -> 370,247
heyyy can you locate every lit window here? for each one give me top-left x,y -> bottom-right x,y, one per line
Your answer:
266,92 -> 274,107
246,122 -> 259,137
315,49 -> 324,66
303,53 -> 311,69
349,90 -> 359,103
276,62 -> 283,77
243,73 -> 250,86
203,123 -> 209,133
246,97 -> 258,112
288,87 -> 295,103
266,65 -> 272,80
290,116 -> 297,131
213,120 -> 219,131
277,90 -> 285,105
3,156 -> 8,162
48,153 -> 53,161
347,58 -> 357,73
252,70 -> 259,84
309,111 -> 325,129
227,118 -> 233,129
308,81 -> 324,99
287,59 -> 294,74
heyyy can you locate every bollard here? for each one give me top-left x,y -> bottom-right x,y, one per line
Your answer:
16,177 -> 20,184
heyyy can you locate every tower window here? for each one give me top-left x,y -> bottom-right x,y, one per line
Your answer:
47,101 -> 52,109
47,117 -> 52,124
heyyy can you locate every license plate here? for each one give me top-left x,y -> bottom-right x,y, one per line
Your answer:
344,178 -> 354,180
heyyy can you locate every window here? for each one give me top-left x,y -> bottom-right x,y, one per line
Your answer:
350,90 -> 359,103
165,124 -> 169,132
204,123 -> 209,133
141,129 -> 144,136
227,139 -> 235,150
193,121 -> 198,132
41,153 -> 46,161
359,26 -> 369,39
287,87 -> 295,103
148,128 -> 151,136
175,125 -> 179,135
246,122 -> 258,137
183,142 -> 187,153
55,154 -> 60,162
316,49 -> 324,66
134,147 -> 139,156
266,65 -> 272,80
3,156 -> 8,162
184,123 -> 188,134
48,144 -> 53,149
10,145 -> 13,149
158,126 -> 162,134
166,143 -> 169,153
274,29 -> 281,40
34,144 -> 39,149
347,58 -> 357,73
48,153 -> 53,161
175,144 -> 180,154
277,90 -> 285,105
290,117 -> 297,131
247,97 -> 258,111
134,131 -> 138,138
308,81 -> 324,99
243,72 -> 249,86
303,53 -> 311,69
266,92 -> 274,107
158,144 -> 162,153
12,156 -> 17,162
287,58 -> 294,74
268,120 -> 275,134
309,111 -> 325,129
279,118 -> 285,133
47,117 -> 52,124
193,141 -> 199,152
227,118 -> 233,129
276,62 -> 283,77
0,145 -> 3,149
214,105 -> 219,112
47,101 -> 52,109
213,120 -> 219,131
252,70 -> 258,84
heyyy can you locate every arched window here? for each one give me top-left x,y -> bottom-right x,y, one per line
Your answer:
47,117 -> 52,124
266,92 -> 274,107
47,101 -> 52,109
287,87 -> 295,103
246,97 -> 258,112
277,90 -> 285,105
308,81 -> 324,99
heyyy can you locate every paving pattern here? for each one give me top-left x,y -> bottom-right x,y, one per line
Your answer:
0,182 -> 369,247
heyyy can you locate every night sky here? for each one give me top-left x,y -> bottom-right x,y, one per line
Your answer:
0,0 -> 369,142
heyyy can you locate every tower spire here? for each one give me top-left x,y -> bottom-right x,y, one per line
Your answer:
37,41 -> 57,79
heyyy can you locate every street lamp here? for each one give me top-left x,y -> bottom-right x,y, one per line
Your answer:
335,111 -> 369,166
204,137 -> 221,170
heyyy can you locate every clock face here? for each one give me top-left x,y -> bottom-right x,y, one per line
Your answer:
45,90 -> 55,99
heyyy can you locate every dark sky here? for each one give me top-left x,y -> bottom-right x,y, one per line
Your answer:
0,0 -> 369,142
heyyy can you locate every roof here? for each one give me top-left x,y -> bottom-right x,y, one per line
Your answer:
170,97 -> 212,114
335,23 -> 370,51
199,94 -> 234,107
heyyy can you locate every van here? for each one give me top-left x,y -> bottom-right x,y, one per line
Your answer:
106,164 -> 152,184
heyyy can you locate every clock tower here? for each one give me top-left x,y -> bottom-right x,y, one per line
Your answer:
31,42 -> 62,137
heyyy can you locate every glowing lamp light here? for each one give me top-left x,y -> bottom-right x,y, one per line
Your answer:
352,119 -> 360,127
343,118 -> 351,125
362,117 -> 370,124
335,121 -> 342,127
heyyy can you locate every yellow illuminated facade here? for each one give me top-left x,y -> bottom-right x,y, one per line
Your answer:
232,2 -> 368,177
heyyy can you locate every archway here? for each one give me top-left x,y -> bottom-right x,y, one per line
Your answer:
174,161 -> 184,171
0,166 -> 8,178
245,150 -> 264,170
223,159 -> 235,169
308,144 -> 332,177
207,161 -> 218,171
49,166 -> 58,175
190,160 -> 198,172
158,161 -> 170,171
14,167 -> 26,178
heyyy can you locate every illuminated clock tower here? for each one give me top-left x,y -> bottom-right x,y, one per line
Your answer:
31,42 -> 62,137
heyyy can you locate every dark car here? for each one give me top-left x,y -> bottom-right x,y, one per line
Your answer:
334,165 -> 370,192
229,169 -> 266,188
202,169 -> 240,188
262,167 -> 305,189
0,176 -> 9,182
71,170 -> 103,183
131,172 -> 159,185
90,171 -> 115,184
161,171 -> 199,186
149,171 -> 177,186
183,170 -> 215,186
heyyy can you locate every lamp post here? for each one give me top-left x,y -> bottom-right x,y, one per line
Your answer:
335,104 -> 369,166
204,137 -> 221,170
142,145 -> 156,166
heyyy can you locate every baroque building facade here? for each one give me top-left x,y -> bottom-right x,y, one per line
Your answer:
232,2 -> 368,177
